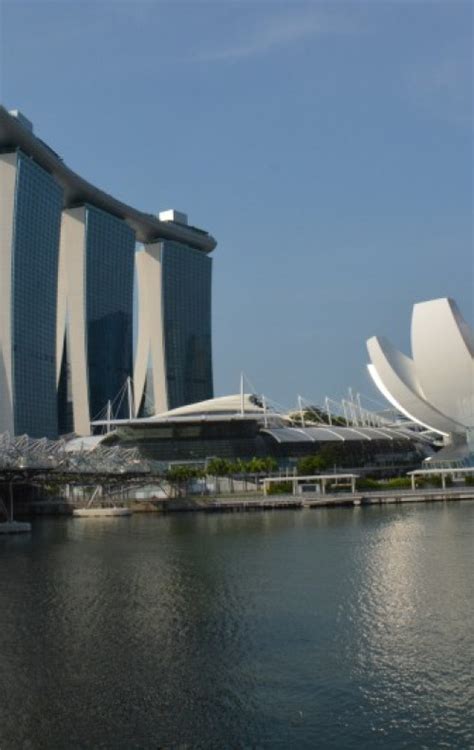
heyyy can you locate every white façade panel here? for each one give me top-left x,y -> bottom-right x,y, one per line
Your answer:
134,248 -> 152,414
0,153 -> 17,434
57,208 -> 90,435
134,244 -> 168,415
367,336 -> 464,437
411,298 -> 474,429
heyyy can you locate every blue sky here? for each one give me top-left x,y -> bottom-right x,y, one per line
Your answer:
1,0 -> 472,410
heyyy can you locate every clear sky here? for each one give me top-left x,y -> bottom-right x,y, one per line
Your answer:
1,0 -> 472,411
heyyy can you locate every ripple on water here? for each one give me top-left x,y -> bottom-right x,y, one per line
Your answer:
0,505 -> 473,749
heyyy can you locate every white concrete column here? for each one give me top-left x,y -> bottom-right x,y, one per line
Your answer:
57,208 -> 91,435
0,153 -> 17,435
134,244 -> 168,415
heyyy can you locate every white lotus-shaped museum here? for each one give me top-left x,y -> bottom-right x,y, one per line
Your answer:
367,298 -> 474,445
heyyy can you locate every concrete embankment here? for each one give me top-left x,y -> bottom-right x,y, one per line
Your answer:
157,487 -> 474,512
11,487 -> 474,517
164,487 -> 474,513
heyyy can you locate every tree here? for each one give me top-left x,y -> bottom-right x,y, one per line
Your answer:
297,454 -> 328,475
206,458 -> 231,477
165,465 -> 205,497
245,457 -> 260,474
263,457 -> 278,473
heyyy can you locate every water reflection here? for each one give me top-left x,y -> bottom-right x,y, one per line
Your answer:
344,506 -> 474,747
0,505 -> 472,749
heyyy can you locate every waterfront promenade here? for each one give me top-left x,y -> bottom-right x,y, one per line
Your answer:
14,484 -> 474,517
166,486 -> 474,512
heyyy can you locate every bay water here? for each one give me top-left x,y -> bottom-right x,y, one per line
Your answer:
0,503 -> 473,749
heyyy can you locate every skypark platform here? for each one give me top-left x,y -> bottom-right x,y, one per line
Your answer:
0,106 -> 216,252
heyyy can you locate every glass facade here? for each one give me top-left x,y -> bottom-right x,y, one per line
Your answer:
11,151 -> 62,438
162,242 -> 213,409
104,420 -> 424,471
85,205 -> 135,420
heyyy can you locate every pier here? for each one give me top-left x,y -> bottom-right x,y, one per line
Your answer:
304,486 -> 474,508
164,485 -> 474,513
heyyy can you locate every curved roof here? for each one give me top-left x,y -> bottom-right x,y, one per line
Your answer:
149,393 -> 265,418
261,426 -> 411,444
0,106 -> 216,253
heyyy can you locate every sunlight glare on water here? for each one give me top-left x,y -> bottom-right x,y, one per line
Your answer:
0,503 -> 473,749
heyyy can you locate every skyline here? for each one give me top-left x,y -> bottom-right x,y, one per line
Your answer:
1,0 -> 472,411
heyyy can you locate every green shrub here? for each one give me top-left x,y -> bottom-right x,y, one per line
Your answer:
326,482 -> 353,493
383,477 -> 412,489
267,481 -> 292,495
207,456 -> 278,477
415,474 -> 452,488
356,478 -> 380,491
166,465 -> 205,482
297,454 -> 329,474
357,477 -> 411,491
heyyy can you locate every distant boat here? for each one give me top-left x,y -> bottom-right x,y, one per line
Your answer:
73,507 -> 132,518
0,520 -> 32,534
0,488 -> 32,533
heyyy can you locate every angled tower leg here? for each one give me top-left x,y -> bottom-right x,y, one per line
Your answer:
57,208 -> 91,436
134,244 -> 168,416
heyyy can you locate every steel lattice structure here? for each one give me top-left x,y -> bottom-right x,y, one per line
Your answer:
0,432 -> 150,477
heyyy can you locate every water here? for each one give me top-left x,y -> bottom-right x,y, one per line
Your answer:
0,503 -> 473,750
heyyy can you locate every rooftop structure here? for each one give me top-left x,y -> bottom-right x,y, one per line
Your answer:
90,393 -> 427,470
0,107 -> 216,252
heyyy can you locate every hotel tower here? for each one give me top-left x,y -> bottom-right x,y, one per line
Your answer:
0,107 -> 216,438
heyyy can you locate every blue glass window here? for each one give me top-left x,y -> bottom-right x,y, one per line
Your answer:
12,151 -> 62,438
85,205 -> 135,420
162,242 -> 213,409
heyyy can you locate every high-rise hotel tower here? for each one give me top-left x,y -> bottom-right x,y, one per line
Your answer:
0,107 -> 216,438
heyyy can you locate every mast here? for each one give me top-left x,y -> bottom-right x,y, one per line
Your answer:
342,400 -> 349,426
356,393 -> 365,426
325,396 -> 333,426
106,400 -> 112,433
127,376 -> 134,420
298,395 -> 305,428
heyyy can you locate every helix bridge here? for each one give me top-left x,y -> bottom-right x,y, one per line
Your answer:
0,432 -> 150,477
0,433 -> 154,522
